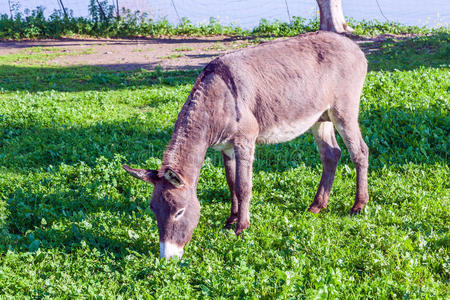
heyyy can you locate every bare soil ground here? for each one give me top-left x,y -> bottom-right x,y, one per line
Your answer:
0,34 -> 417,71
0,36 -> 259,70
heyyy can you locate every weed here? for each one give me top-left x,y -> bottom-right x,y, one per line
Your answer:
157,54 -> 186,60
203,42 -> 228,51
173,46 -> 194,52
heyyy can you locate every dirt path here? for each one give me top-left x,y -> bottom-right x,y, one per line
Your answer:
0,34 -> 415,71
0,36 -> 262,71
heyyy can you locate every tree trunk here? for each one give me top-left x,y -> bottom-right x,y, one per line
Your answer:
95,0 -> 108,22
316,0 -> 353,33
115,0 -> 120,19
8,0 -> 13,18
58,0 -> 69,19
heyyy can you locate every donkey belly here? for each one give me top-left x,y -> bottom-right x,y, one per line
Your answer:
256,110 -> 324,144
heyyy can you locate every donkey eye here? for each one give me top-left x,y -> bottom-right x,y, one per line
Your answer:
174,208 -> 185,220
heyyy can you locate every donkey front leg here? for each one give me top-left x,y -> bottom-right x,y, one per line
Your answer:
222,151 -> 239,228
233,138 -> 256,236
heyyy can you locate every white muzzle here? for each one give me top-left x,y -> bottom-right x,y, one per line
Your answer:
160,242 -> 184,259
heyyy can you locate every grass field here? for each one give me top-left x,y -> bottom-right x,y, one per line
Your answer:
0,33 -> 449,298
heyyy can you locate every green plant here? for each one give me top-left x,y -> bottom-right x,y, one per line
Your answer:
157,54 -> 186,60
173,46 -> 193,52
203,42 -> 228,51
1,5 -> 448,40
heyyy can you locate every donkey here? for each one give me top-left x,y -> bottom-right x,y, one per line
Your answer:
123,31 -> 369,259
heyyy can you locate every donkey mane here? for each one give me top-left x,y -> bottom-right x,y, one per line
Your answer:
160,70 -> 210,178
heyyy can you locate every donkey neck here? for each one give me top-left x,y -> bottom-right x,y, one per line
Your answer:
160,90 -> 212,187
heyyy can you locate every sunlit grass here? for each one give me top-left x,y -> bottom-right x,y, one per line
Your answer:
0,33 -> 448,298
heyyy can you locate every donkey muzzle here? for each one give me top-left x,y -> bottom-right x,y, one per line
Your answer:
160,242 -> 184,259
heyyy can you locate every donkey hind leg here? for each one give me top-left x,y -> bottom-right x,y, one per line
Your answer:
222,150 -> 239,228
308,121 -> 342,213
330,113 -> 369,214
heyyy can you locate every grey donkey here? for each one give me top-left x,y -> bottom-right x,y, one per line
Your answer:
123,31 -> 369,259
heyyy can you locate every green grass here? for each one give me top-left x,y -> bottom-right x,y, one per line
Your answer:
173,47 -> 194,52
157,54 -> 186,60
203,42 -> 229,51
0,46 -> 96,65
0,33 -> 448,298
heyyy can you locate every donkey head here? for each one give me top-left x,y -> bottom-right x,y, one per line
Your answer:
122,165 -> 200,259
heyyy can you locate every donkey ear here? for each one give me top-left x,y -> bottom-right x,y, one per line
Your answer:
164,169 -> 184,188
122,164 -> 159,185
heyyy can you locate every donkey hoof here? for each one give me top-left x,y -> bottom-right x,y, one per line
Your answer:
351,202 -> 367,215
308,205 -> 322,214
350,207 -> 363,215
235,220 -> 250,236
224,215 -> 238,229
